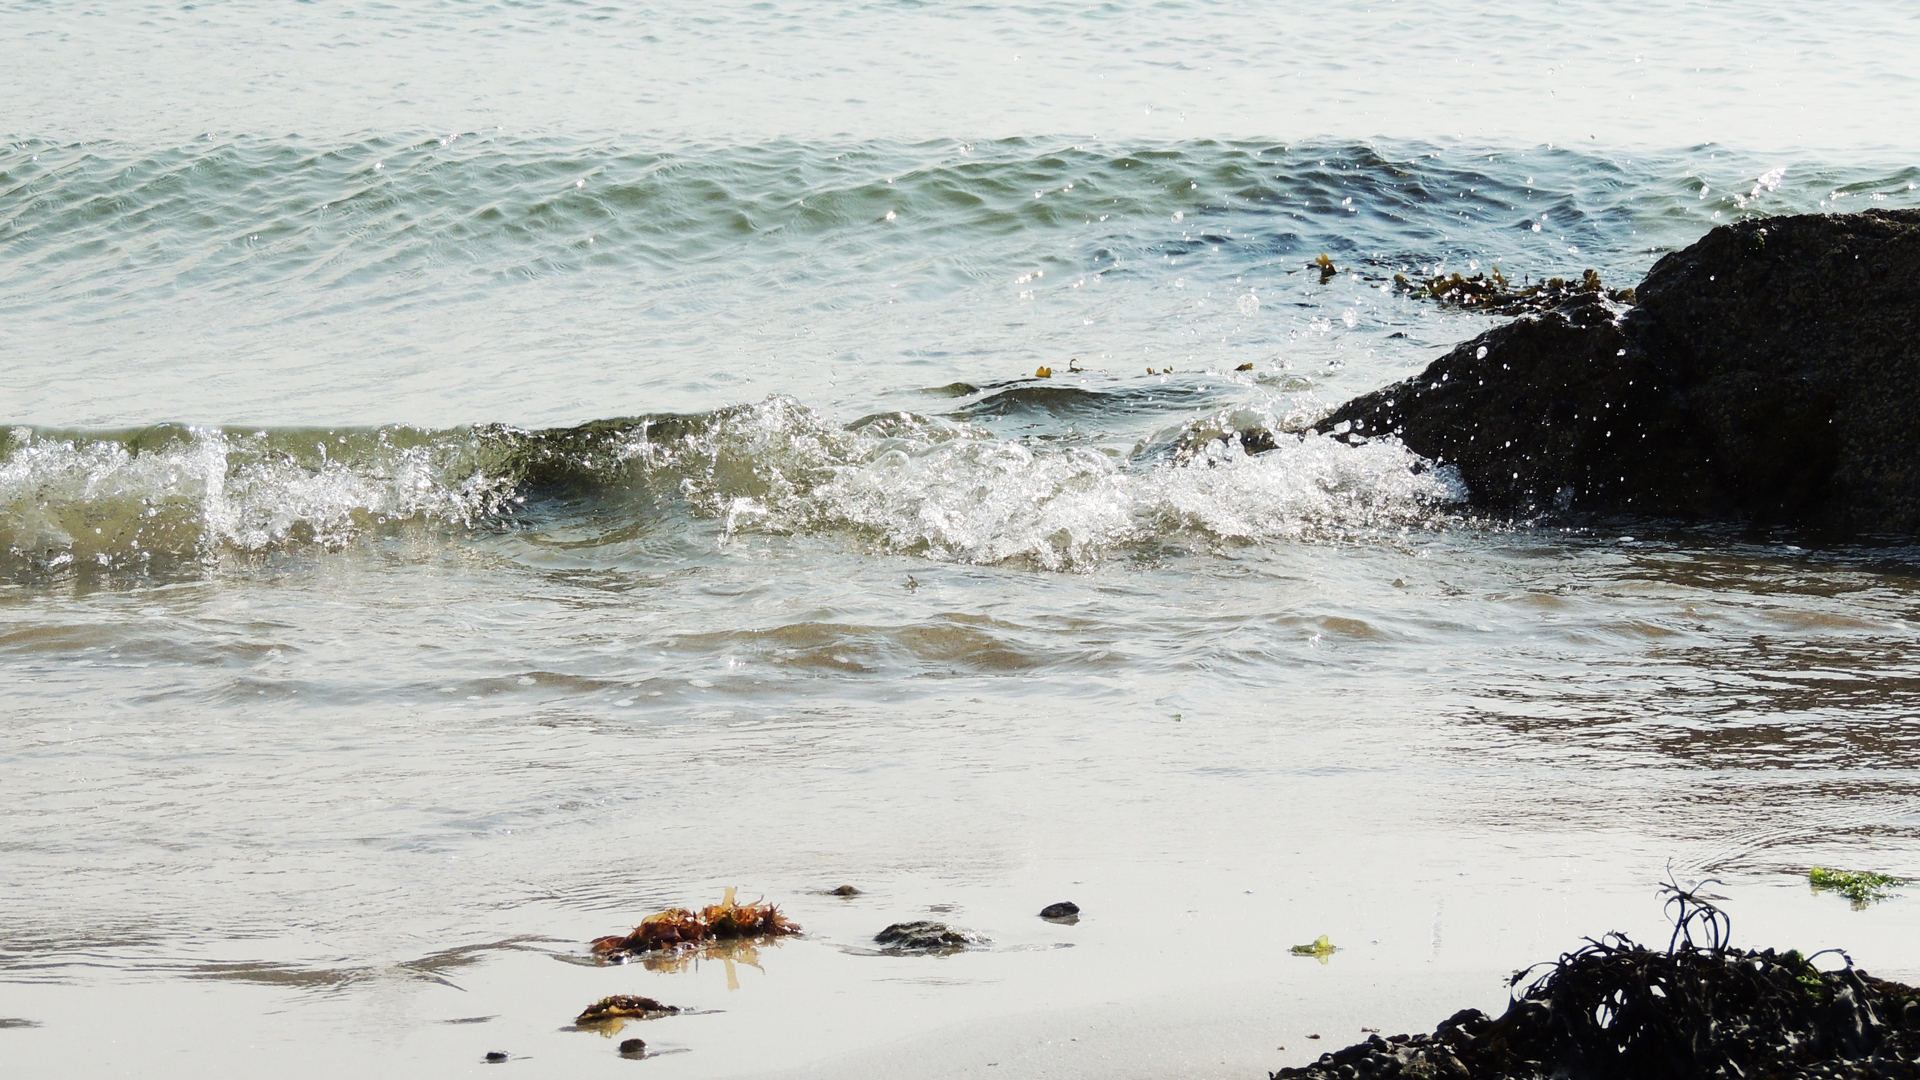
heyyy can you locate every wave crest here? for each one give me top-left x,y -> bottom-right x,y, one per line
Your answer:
1,398 -> 1463,577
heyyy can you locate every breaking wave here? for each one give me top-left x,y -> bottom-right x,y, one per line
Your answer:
1,396 -> 1464,577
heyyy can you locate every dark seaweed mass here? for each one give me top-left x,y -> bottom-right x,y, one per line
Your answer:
1273,935 -> 1920,1080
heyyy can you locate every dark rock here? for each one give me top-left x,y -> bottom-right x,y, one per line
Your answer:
618,1038 -> 646,1056
1038,901 -> 1080,920
1315,290 -> 1687,518
1309,211 -> 1920,534
874,921 -> 974,951
830,885 -> 861,896
484,1051 -> 509,1063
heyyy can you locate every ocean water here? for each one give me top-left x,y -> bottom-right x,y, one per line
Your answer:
6,3 -> 1920,1077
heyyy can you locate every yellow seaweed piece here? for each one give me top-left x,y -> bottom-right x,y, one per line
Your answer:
1290,934 -> 1337,962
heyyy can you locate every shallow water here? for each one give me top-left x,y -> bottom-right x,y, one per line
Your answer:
6,2 -> 1920,1077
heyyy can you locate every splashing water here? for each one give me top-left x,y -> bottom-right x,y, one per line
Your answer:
0,398 -> 1463,576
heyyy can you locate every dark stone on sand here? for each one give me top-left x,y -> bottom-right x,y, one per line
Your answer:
874,921 -> 973,951
1308,210 -> 1920,534
830,885 -> 861,896
1038,901 -> 1080,920
484,1051 -> 509,1063
619,1038 -> 647,1055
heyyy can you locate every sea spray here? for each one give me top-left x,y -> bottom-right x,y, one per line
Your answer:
1,397 -> 1462,576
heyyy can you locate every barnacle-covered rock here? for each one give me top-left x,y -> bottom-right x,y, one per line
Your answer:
873,921 -> 979,952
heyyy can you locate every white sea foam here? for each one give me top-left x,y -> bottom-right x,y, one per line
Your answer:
0,427 -> 514,570
796,424 -> 1461,569
1,399 -> 1463,574
668,398 -> 1464,570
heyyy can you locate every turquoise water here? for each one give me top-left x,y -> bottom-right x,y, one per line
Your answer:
5,3 -> 1920,1078
7,134 -> 1916,428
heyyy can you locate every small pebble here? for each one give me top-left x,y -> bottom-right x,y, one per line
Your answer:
830,885 -> 860,896
619,1038 -> 646,1055
1038,901 -> 1079,920
484,1051 -> 509,1062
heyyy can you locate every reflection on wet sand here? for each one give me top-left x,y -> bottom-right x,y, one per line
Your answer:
636,937 -> 773,991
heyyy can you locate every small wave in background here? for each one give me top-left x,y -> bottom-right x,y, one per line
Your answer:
7,134 -> 1916,427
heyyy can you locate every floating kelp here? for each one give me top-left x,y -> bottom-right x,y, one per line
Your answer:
1271,883 -> 1920,1080
1392,266 -> 1635,314
590,888 -> 801,960
1810,867 -> 1908,907
576,995 -> 680,1025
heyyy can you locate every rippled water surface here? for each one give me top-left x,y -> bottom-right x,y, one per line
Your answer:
6,2 -> 1920,1077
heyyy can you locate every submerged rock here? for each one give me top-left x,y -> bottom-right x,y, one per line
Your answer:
874,921 -> 976,951
1308,210 -> 1920,533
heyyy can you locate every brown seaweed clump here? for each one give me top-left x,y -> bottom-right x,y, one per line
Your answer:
590,888 -> 801,960
1272,884 -> 1920,1080
1393,266 -> 1635,314
575,995 -> 680,1025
